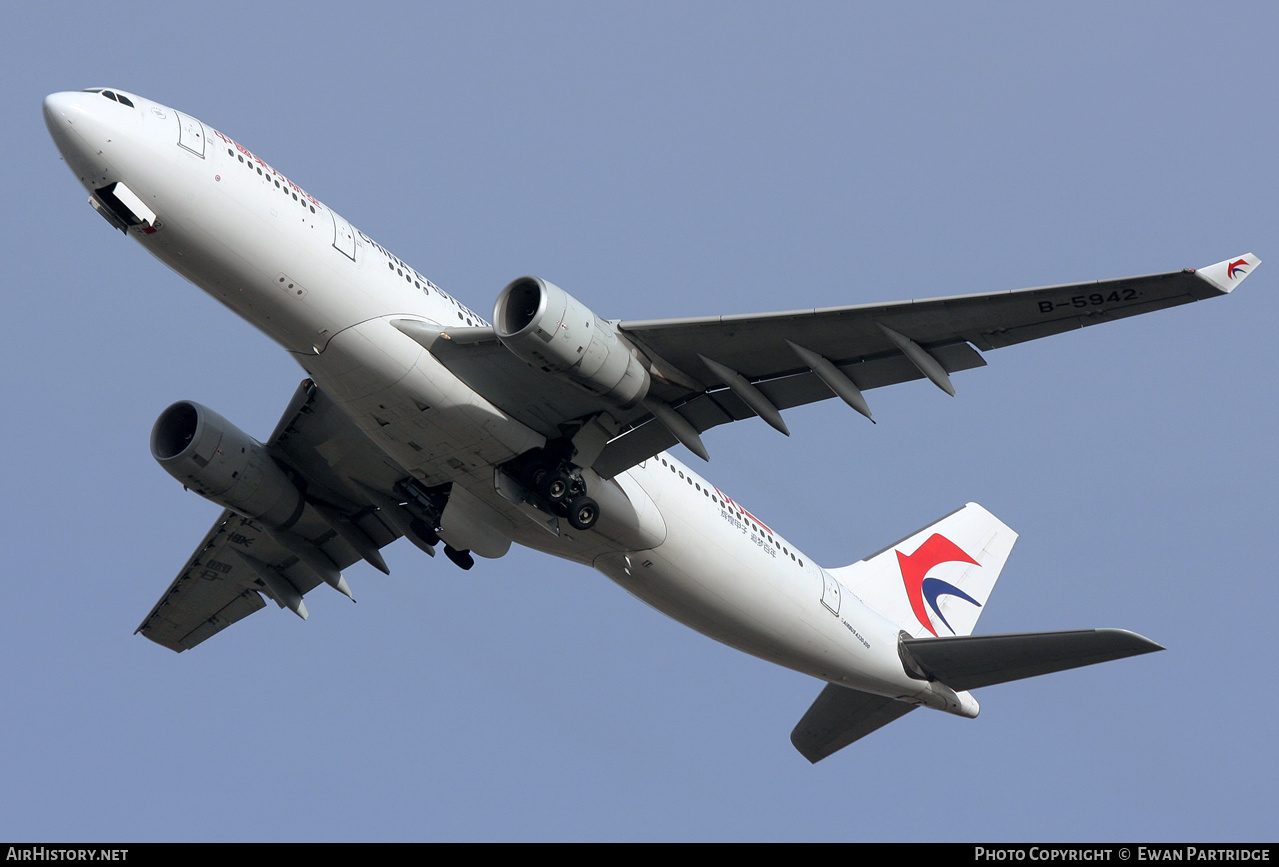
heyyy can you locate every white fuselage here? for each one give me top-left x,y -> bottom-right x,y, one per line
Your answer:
44,89 -> 971,715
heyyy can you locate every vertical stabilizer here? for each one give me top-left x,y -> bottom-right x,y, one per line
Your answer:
828,503 -> 1017,638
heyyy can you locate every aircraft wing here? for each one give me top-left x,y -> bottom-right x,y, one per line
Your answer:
136,381 -> 409,652
597,254 -> 1258,474
400,255 -> 1257,477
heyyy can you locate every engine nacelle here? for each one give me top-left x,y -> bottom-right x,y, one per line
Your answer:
151,401 -> 305,528
493,276 -> 651,408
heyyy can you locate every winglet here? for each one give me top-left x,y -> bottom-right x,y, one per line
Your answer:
1196,253 -> 1260,294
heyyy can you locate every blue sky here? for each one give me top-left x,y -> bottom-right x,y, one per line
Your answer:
4,2 -> 1275,841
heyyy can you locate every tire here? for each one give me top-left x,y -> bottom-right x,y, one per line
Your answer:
410,518 -> 440,547
537,470 -> 572,505
444,545 -> 474,571
566,496 -> 599,531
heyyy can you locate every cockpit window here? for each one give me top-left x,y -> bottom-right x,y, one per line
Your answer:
91,90 -> 134,107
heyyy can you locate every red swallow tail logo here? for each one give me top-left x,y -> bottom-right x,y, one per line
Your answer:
896,534 -> 982,636
1227,259 -> 1249,280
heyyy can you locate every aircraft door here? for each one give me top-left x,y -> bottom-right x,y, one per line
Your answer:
820,570 -> 842,615
174,111 -> 206,158
331,211 -> 356,261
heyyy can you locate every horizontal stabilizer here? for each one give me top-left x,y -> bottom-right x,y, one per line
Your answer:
902,628 -> 1163,691
790,684 -> 917,763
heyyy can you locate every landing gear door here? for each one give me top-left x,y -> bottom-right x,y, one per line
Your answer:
174,111 -> 206,158
331,211 -> 356,261
438,483 -> 513,559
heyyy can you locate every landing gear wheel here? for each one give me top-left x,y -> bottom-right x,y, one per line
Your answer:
565,495 -> 599,531
444,545 -> 474,571
409,518 -> 441,547
536,470 -> 573,505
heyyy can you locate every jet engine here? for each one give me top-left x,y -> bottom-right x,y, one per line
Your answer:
493,276 -> 651,408
151,401 -> 304,528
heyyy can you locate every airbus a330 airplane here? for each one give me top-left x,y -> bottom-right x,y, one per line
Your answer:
43,88 -> 1258,761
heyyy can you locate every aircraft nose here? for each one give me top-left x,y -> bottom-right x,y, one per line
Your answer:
43,91 -> 85,151
44,90 -> 125,190
43,91 -> 80,124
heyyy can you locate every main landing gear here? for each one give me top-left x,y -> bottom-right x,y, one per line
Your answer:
397,479 -> 475,571
513,448 -> 600,532
531,466 -> 599,531
443,544 -> 474,571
